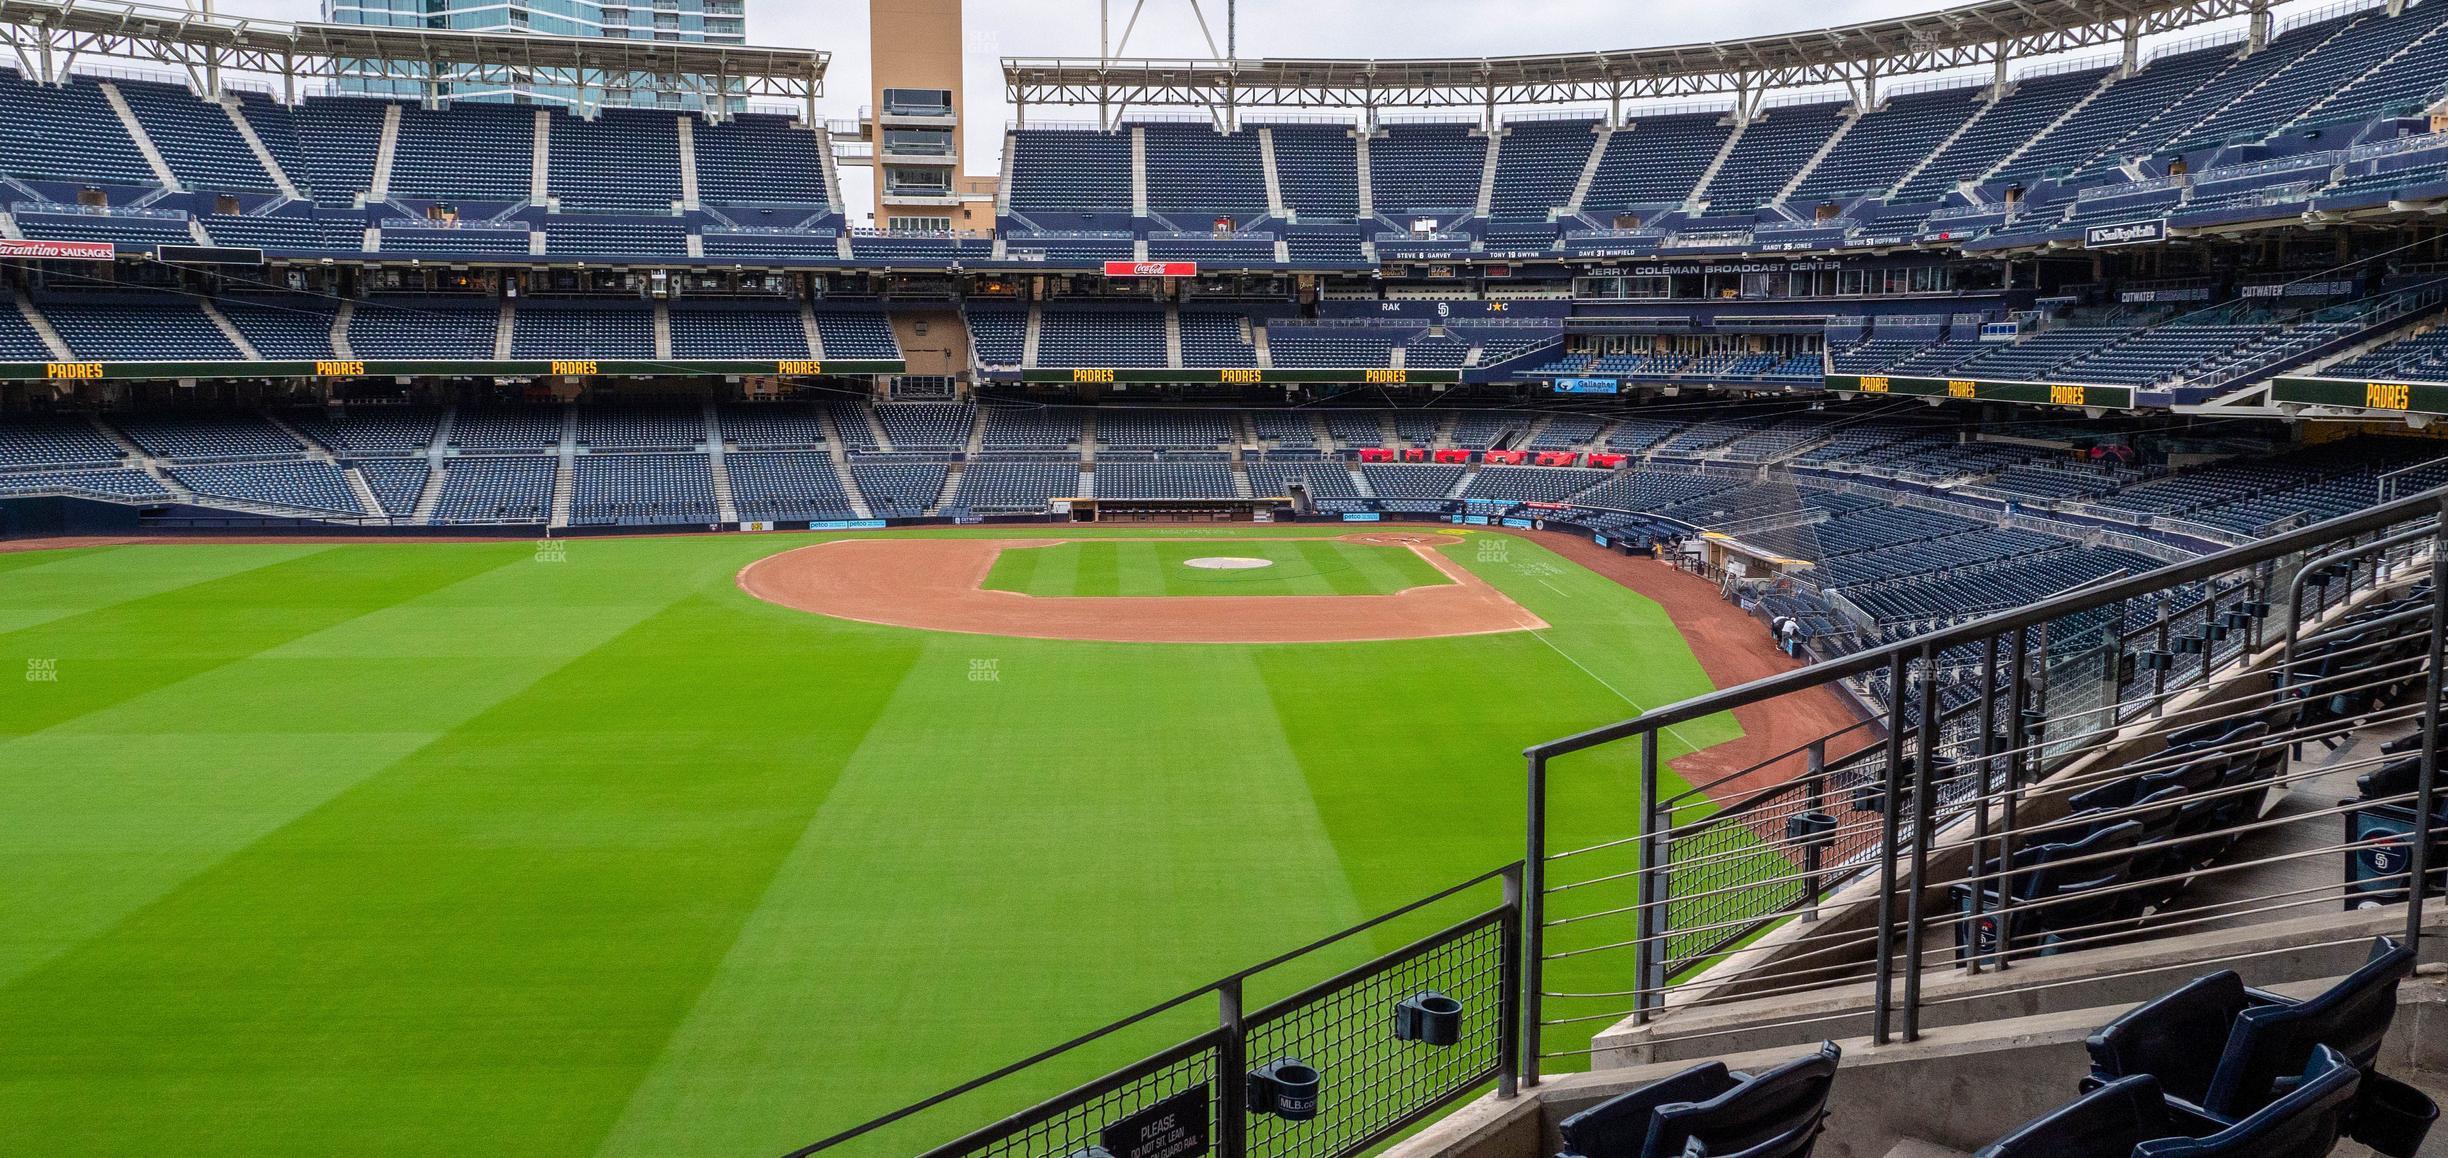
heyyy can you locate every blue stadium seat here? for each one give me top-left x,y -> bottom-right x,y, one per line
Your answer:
113,78 -> 280,193
547,108 -> 682,212
2084,938 -> 2420,1125
1556,1042 -> 1840,1158
1269,123 -> 1361,219
389,102 -> 533,202
0,73 -> 157,187
1977,1048 -> 2361,1158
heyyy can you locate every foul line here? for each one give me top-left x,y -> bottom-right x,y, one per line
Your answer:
1529,629 -> 1708,757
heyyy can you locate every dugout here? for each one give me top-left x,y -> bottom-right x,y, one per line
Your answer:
1694,530 -> 1814,583
1055,496 -> 1288,523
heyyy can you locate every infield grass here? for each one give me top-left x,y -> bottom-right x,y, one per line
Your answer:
980,537 -> 1452,597
0,526 -> 1748,1156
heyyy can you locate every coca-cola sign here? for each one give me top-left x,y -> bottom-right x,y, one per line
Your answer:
1103,261 -> 1198,277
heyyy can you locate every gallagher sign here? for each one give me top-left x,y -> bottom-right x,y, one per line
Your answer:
1105,261 -> 1199,277
2084,219 -> 2167,249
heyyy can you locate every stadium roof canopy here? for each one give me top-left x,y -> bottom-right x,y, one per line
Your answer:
0,0 -> 827,109
1005,0 -> 2274,118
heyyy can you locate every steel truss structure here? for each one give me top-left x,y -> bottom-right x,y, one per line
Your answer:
0,0 -> 826,115
1008,0 -> 2296,125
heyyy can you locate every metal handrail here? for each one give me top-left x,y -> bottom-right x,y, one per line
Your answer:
1531,485 -> 2448,759
781,863 -> 1524,1157
1521,483 -> 2447,1085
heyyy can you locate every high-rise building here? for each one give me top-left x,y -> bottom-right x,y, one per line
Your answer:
325,0 -> 749,110
858,0 -> 996,232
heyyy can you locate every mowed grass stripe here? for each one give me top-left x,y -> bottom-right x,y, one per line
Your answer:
0,551 -> 696,989
597,637 -> 1368,1158
0,547 -> 107,575
0,556 -> 926,1156
0,544 -> 326,640
0,545 -> 516,737
1115,538 -> 1166,596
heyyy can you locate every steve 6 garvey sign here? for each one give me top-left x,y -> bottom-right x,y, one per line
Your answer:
1105,261 -> 1199,277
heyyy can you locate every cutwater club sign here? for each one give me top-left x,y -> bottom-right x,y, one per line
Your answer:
2085,219 -> 2166,248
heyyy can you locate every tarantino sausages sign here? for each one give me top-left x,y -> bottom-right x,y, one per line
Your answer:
0,239 -> 114,261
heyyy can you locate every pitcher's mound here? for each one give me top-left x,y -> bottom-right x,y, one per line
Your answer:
1183,556 -> 1275,570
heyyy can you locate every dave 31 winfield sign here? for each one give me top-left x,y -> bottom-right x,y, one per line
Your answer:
1104,261 -> 1199,277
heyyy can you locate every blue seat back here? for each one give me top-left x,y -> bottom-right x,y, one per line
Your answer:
1646,1042 -> 1841,1158
1976,1074 -> 2173,1158
2088,970 -> 2253,1107
2200,938 -> 2413,1118
1556,1062 -> 1739,1158
2135,1045 -> 2360,1157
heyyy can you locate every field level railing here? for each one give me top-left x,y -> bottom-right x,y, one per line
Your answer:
781,865 -> 1523,1158
1523,484 -> 2448,1081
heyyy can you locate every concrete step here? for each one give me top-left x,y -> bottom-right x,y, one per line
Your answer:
1880,1141 -> 1972,1158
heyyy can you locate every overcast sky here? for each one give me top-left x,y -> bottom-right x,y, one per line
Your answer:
197,0 -> 2253,220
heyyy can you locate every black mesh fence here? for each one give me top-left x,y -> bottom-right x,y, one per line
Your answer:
920,1036 -> 1226,1158
1243,914 -> 1509,1158
795,872 -> 1520,1158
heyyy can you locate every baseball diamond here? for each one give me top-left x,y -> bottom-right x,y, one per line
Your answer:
4,0 -> 2448,1153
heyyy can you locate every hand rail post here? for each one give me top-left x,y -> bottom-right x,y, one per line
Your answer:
1872,649 -> 1909,1045
1635,729 -> 1666,1022
1997,624 -> 2030,972
1218,977 -> 1247,1158
2152,600 -> 2172,717
2200,580 -> 2221,685
1522,752 -> 1546,1086
1903,641 -> 1939,1042
1802,738 -> 1827,923
2408,499 -> 2447,949
1966,632 -> 2000,975
1498,862 -> 1523,1099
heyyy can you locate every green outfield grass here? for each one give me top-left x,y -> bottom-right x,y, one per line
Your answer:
0,527 -> 1745,1157
981,537 -> 1453,597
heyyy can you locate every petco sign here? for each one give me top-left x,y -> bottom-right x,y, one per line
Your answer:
1104,261 -> 1199,278
2084,219 -> 2167,248
0,239 -> 114,261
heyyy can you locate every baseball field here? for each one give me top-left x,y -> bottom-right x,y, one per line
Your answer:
0,524 -> 1771,1156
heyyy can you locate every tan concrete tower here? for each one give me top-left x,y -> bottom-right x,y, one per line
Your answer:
864,0 -> 996,232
